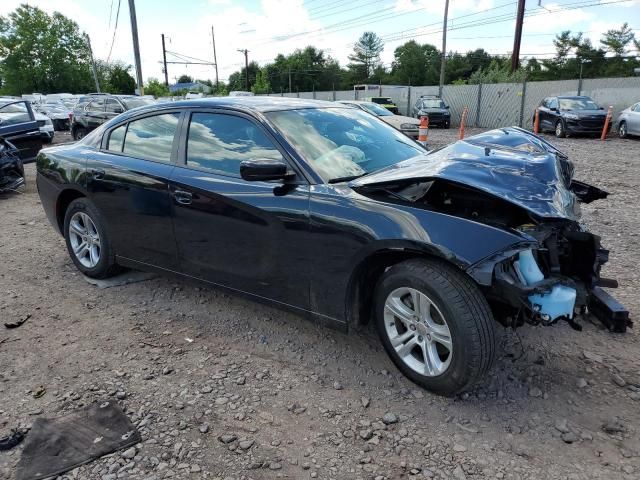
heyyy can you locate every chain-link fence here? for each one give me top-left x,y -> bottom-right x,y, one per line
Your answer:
264,76 -> 640,129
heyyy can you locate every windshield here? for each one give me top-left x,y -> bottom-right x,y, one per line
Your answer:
266,107 -> 425,182
559,98 -> 600,110
121,97 -> 155,109
361,102 -> 393,116
421,99 -> 445,108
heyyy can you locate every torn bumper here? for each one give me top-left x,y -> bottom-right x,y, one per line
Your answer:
468,238 -> 632,333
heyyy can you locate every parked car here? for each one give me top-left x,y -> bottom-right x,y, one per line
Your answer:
35,112 -> 54,144
339,100 -> 420,138
36,99 -> 74,130
0,137 -> 24,193
364,97 -> 398,114
615,101 -> 640,138
535,95 -> 609,137
0,97 -> 42,162
36,98 -> 629,395
185,92 -> 204,99
229,91 -> 254,97
412,95 -> 451,128
71,95 -> 155,140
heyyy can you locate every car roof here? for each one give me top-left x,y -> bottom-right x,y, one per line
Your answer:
556,95 -> 593,99
134,96 -> 342,114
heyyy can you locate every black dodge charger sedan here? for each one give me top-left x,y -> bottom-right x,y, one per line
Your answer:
36,97 -> 629,395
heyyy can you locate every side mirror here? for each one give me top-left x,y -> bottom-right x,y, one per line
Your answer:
240,159 -> 289,182
550,107 -> 558,112
114,107 -> 124,114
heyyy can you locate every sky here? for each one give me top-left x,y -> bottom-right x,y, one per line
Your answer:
1,0 -> 639,86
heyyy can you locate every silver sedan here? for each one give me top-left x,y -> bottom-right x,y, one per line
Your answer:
616,102 -> 640,138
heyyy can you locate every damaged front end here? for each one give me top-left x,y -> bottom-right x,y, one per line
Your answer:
0,137 -> 25,194
351,127 -> 631,332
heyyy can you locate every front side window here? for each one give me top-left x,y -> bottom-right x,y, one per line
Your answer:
107,124 -> 126,152
186,113 -> 283,175
548,98 -> 559,110
122,113 -> 180,162
362,102 -> 393,117
633,103 -> 640,112
0,101 -> 31,126
267,107 -> 425,182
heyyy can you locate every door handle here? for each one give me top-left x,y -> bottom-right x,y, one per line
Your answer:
90,168 -> 105,180
173,190 -> 193,205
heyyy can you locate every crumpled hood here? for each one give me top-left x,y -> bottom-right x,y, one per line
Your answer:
351,127 -> 599,221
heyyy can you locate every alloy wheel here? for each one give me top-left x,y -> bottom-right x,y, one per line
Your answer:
383,287 -> 453,377
619,123 -> 627,138
68,211 -> 101,268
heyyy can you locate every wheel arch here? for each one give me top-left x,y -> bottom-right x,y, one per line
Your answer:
56,188 -> 86,233
345,243 -> 469,329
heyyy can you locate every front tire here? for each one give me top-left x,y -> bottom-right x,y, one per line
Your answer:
618,121 -> 628,139
375,258 -> 496,396
64,198 -> 119,279
555,120 -> 567,138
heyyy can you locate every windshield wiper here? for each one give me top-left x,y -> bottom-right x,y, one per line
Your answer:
328,172 -> 368,184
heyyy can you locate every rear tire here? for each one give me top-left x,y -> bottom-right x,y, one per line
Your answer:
64,198 -> 119,279
73,127 -> 87,141
374,258 -> 496,396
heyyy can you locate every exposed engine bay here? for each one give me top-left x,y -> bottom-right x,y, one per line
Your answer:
352,127 -> 631,333
0,137 -> 24,194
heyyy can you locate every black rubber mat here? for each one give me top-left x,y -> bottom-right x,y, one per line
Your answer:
16,400 -> 140,480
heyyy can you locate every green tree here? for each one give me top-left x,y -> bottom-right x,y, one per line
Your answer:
390,41 -> 439,85
348,32 -> 384,81
106,63 -> 136,94
145,78 -> 170,98
0,4 -> 94,95
600,23 -> 635,55
228,61 -> 259,91
251,68 -> 271,94
176,74 -> 193,84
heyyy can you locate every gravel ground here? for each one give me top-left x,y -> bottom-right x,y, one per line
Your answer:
1,128 -> 639,480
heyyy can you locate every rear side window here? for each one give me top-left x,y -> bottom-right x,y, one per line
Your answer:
107,124 -> 126,152
186,113 -> 283,175
122,113 -> 180,163
106,99 -> 123,114
87,99 -> 105,112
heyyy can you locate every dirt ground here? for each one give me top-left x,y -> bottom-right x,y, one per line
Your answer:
1,128 -> 639,480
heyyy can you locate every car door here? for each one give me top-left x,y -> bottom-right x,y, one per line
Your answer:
538,98 -> 551,130
0,100 -> 42,161
169,110 -> 311,310
629,103 -> 640,135
84,98 -> 106,129
105,98 -> 125,122
86,110 -> 181,269
547,97 -> 560,128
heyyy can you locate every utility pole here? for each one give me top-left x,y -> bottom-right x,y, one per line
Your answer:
211,26 -> 219,91
85,34 -> 101,93
237,49 -> 249,91
511,0 -> 526,72
438,0 -> 450,97
128,0 -> 144,95
288,66 -> 292,93
161,34 -> 169,86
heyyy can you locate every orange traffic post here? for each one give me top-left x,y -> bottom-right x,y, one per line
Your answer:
418,115 -> 429,147
600,105 -> 613,141
459,107 -> 469,140
533,108 -> 540,134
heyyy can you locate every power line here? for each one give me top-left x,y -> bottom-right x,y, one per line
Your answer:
106,0 -> 121,63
